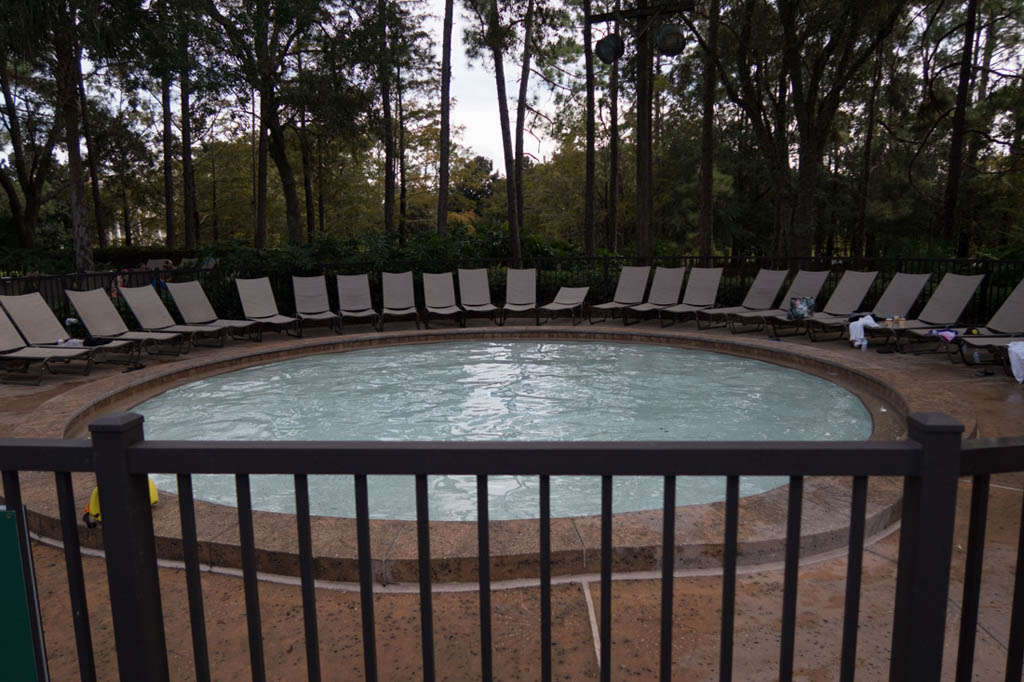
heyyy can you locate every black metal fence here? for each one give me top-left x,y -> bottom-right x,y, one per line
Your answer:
2,256 -> 1022,327
3,412 -> 1024,681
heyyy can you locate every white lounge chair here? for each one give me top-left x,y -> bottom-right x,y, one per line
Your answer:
66,288 -> 185,356
165,280 -> 260,341
292,275 -> 341,334
119,284 -> 227,347
621,266 -> 685,325
539,287 -> 589,325
235,277 -> 301,339
336,274 -> 381,332
457,268 -> 500,325
588,265 -> 650,323
423,272 -> 465,328
0,305 -> 94,383
381,271 -> 421,330
501,268 -> 537,325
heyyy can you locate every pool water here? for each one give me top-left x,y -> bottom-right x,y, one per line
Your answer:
137,341 -> 871,520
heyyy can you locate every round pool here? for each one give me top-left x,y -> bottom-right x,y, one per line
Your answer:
137,341 -> 872,520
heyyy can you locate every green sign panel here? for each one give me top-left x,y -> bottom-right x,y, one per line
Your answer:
0,509 -> 42,682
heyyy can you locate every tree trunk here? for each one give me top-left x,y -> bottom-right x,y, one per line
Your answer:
488,2 -> 520,263
790,139 -> 824,257
853,51 -> 882,259
210,152 -> 219,243
298,54 -> 315,243
262,92 -> 304,245
55,20 -> 92,272
582,0 -> 595,258
635,0 -> 653,262
0,49 -> 59,248
122,186 -> 132,247
181,33 -> 197,250
607,1 -> 620,254
698,0 -> 719,264
515,0 -> 535,241
255,110 -> 268,249
943,0 -> 978,256
77,57 -> 106,248
379,0 -> 395,235
161,72 -> 176,249
299,113 -> 315,242
437,0 -> 454,236
317,134 -> 325,236
397,67 -> 408,245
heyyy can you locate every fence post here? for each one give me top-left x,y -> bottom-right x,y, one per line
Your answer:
90,413 -> 170,682
889,412 -> 963,682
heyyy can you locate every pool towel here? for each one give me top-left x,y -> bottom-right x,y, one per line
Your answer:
849,314 -> 879,348
1009,342 -> 1024,383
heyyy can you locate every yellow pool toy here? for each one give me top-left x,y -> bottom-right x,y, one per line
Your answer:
82,478 -> 159,527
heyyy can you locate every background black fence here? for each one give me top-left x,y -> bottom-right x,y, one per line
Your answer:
2,413 -> 1024,681
1,256 -> 1021,332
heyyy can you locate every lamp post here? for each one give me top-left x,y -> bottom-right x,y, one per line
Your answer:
586,1 -> 694,263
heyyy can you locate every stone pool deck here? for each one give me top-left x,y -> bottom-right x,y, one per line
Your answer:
3,316 -> 1022,680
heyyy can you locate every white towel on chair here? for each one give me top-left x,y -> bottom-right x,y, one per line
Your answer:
849,315 -> 879,348
1009,342 -> 1024,383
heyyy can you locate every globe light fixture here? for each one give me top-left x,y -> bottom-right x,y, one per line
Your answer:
595,33 -> 625,64
656,23 -> 686,56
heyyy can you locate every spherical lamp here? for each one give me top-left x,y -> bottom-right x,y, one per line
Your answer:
594,33 -> 625,65
656,24 -> 686,56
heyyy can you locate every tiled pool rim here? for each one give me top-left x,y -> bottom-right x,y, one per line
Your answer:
14,326 -> 916,583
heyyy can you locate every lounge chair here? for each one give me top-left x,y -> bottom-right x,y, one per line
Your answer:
165,280 -> 260,341
695,268 -> 789,329
538,287 -> 589,325
381,271 -> 421,330
292,275 -> 341,334
457,268 -> 499,325
765,270 -> 878,338
0,306 -> 94,383
0,292 -> 139,365
926,276 -> 1024,364
658,267 -> 723,327
588,265 -> 650,323
866,272 -> 985,351
727,269 -> 828,333
118,284 -> 227,347
66,288 -> 186,355
423,272 -> 465,328
235,277 -> 301,338
806,272 -> 930,342
501,268 -> 538,325
336,274 -> 381,332
621,266 -> 686,325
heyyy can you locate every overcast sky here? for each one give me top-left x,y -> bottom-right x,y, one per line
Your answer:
441,8 -> 559,169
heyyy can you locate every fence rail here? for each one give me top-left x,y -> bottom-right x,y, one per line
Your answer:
2,256 -> 1022,326
3,412 -> 1023,681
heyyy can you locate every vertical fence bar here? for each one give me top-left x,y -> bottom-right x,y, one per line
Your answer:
1004,491 -> 1024,682
235,474 -> 266,682
54,471 -> 96,682
601,475 -> 613,682
89,414 -> 169,682
778,476 -> 803,682
720,475 -> 739,682
955,474 -> 989,682
659,475 -> 676,682
176,474 -> 211,682
2,470 -> 49,682
294,474 -> 321,682
354,475 -> 378,682
415,474 -> 435,682
889,413 -> 963,682
540,475 -> 552,682
476,475 -> 493,682
839,476 -> 868,682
